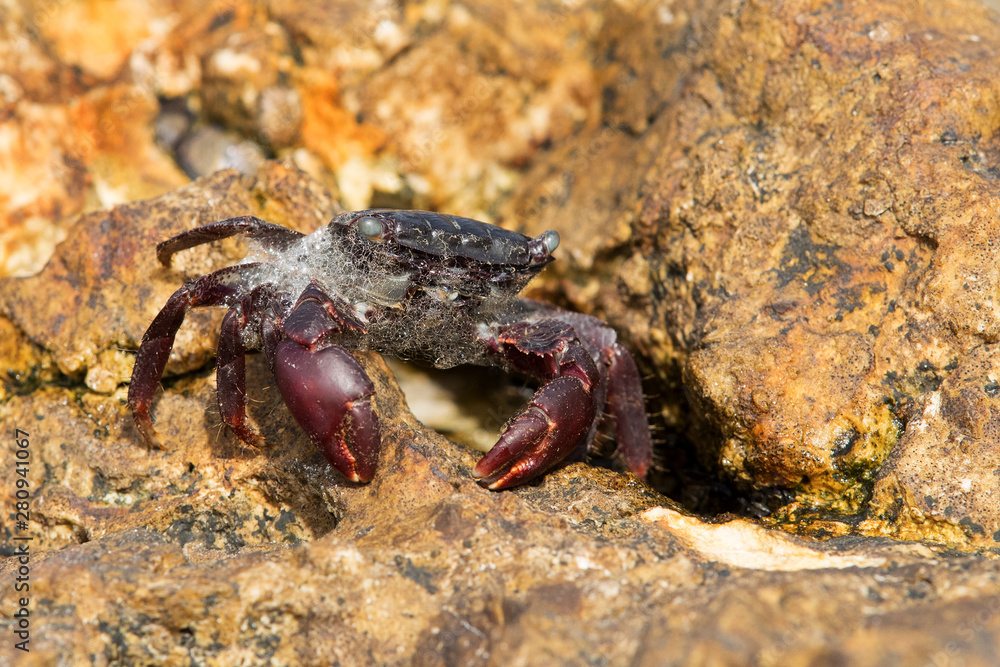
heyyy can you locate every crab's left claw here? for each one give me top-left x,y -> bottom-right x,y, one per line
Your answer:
473,375 -> 597,489
476,306 -> 653,490
273,339 -> 380,483
474,319 -> 606,490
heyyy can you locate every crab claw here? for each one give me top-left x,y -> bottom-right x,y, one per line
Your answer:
473,376 -> 597,490
272,339 -> 380,482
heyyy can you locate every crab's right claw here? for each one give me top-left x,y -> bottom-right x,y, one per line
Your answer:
473,376 -> 596,490
273,339 -> 381,483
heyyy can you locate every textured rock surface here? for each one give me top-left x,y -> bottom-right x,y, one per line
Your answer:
0,158 -> 995,667
506,0 -> 1000,545
5,0 -> 1000,664
0,0 -> 648,276
4,366 -> 1000,667
865,343 -> 1000,545
4,286 -> 1000,665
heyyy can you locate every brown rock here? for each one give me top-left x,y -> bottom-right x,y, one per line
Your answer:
0,99 -> 89,277
865,343 -> 1000,547
0,153 -> 995,667
651,0 -> 1000,529
200,17 -> 303,148
504,0 -> 1000,540
29,0 -> 159,81
349,1 -> 603,212
7,0 -> 1000,664
0,3 -> 188,278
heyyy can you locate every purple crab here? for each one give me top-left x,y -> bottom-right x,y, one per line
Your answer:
128,209 -> 652,489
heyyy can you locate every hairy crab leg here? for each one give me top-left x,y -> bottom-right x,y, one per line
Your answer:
215,285 -> 276,447
602,343 -> 653,479
269,282 -> 381,483
128,263 -> 261,447
156,216 -> 305,266
216,307 -> 259,445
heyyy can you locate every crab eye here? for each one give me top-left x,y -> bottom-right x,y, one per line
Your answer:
542,230 -> 560,253
357,215 -> 383,240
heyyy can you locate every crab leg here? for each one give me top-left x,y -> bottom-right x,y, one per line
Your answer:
128,264 -> 260,447
269,282 -> 381,483
602,343 -> 652,479
156,216 -> 304,266
215,285 -> 282,446
216,306 -> 261,446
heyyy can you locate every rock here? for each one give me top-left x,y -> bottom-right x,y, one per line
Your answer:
176,125 -> 268,178
5,418 -> 1000,665
657,0 -> 1000,535
864,343 -> 1000,548
507,0 -> 1000,544
28,0 -> 160,81
0,155 -> 996,666
346,0 -> 606,213
6,0 -> 1000,664
0,4 -> 189,278
200,19 -> 304,149
0,81 -> 189,277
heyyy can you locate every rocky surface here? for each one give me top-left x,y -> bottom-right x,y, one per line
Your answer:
507,0 -> 1000,547
0,0 -> 190,277
4,0 -> 1000,665
4,341 -> 1000,666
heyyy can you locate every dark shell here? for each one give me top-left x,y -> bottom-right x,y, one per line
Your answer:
334,209 -> 537,266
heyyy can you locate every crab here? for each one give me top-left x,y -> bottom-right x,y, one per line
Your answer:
128,209 -> 652,489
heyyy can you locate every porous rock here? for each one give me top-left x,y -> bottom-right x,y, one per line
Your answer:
864,343 -> 1000,545
510,0 -> 1000,546
5,358 -> 1000,667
